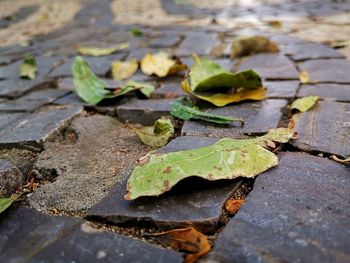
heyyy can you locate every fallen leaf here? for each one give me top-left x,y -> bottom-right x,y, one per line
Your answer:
146,227 -> 211,263
112,59 -> 138,80
141,52 -> 186,77
225,199 -> 245,215
130,27 -> 143,37
19,54 -> 37,79
72,57 -> 154,104
170,97 -> 244,125
231,36 -> 279,58
72,56 -> 115,105
291,96 -> 319,112
331,155 -> 350,164
267,20 -> 282,29
78,42 -> 129,56
125,128 -> 293,200
181,56 -> 265,106
0,197 -> 15,214
132,118 -> 174,147
299,71 -> 311,84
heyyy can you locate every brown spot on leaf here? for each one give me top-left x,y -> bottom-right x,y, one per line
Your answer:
163,180 -> 170,191
137,155 -> 150,166
207,173 -> 214,180
163,166 -> 172,174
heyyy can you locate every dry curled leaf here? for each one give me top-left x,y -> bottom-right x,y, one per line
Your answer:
111,59 -> 138,80
231,35 -> 279,58
141,52 -> 186,77
146,227 -> 211,263
225,199 -> 245,215
78,42 -> 129,56
331,155 -> 350,164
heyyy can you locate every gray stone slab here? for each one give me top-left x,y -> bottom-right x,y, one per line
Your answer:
0,89 -> 69,112
175,32 -> 217,56
291,100 -> 350,158
298,83 -> 350,102
181,57 -> 232,71
299,59 -> 350,83
151,81 -> 183,99
182,99 -> 287,138
29,115 -> 150,212
0,159 -> 23,197
148,35 -> 182,48
0,78 -> 56,98
87,136 -> 241,233
204,152 -> 350,263
0,105 -> 83,151
117,99 -> 176,125
264,80 -> 300,98
0,207 -> 182,263
282,43 -> 345,61
238,54 -> 299,80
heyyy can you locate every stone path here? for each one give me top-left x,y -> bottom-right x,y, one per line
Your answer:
0,0 -> 349,262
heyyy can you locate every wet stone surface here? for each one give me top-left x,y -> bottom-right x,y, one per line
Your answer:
298,83 -> 350,102
87,136 -> 241,234
291,100 -> 350,158
0,207 -> 182,263
203,152 -> 350,263
182,99 -> 287,138
28,115 -> 150,213
175,32 -> 217,56
264,80 -> 300,98
0,78 -> 56,98
298,59 -> 350,83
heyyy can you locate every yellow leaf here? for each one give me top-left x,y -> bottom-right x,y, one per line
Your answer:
141,52 -> 186,77
299,71 -> 312,84
111,59 -> 138,80
181,79 -> 266,107
147,227 -> 211,263
291,96 -> 319,112
78,42 -> 129,56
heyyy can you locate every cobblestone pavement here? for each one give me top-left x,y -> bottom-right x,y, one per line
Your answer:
0,0 -> 349,262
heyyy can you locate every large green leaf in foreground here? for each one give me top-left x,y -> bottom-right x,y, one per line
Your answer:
125,128 -> 294,200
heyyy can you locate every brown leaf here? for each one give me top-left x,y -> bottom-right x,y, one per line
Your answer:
225,199 -> 245,215
147,227 -> 211,263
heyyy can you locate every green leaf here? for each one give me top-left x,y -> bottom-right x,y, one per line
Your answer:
125,128 -> 294,200
132,118 -> 175,147
231,36 -> 279,58
72,57 -> 155,105
170,98 -> 244,125
78,42 -> 129,56
19,54 -> 37,80
72,56 -> 115,105
0,197 -> 15,214
291,96 -> 319,112
130,28 -> 143,37
189,55 -> 262,92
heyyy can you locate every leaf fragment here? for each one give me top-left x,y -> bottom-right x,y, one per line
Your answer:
0,197 -> 15,214
181,56 -> 265,106
299,71 -> 311,84
125,128 -> 294,200
77,42 -> 129,56
225,199 -> 245,215
112,59 -> 138,80
141,52 -> 186,77
170,98 -> 244,125
231,35 -> 279,58
331,155 -> 350,164
19,54 -> 37,80
146,227 -> 211,263
291,96 -> 319,112
130,27 -> 143,37
132,118 -> 174,148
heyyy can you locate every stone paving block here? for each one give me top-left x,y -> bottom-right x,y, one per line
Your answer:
28,115 -> 150,212
298,59 -> 350,83
49,54 -> 125,78
291,100 -> 350,158
175,32 -> 217,56
203,152 -> 350,263
238,54 -> 300,80
87,136 -> 241,233
117,98 -> 176,125
0,159 -> 23,197
0,89 -> 69,112
151,80 -> 183,99
0,207 -> 182,263
148,35 -> 182,48
281,43 -> 345,61
0,56 -> 64,80
298,83 -> 350,102
182,99 -> 287,138
0,78 -> 56,98
264,80 -> 300,98
0,105 -> 83,151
